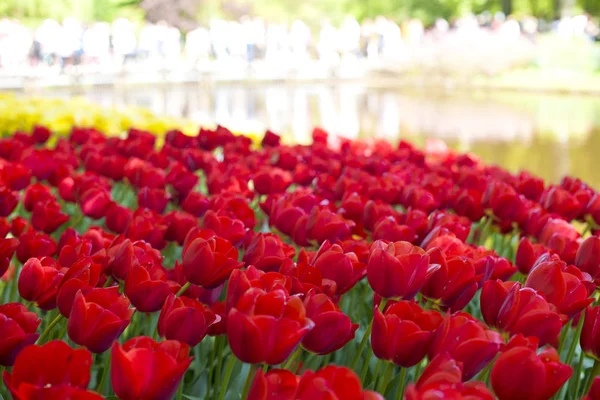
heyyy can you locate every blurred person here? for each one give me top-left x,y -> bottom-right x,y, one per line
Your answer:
139,23 -> 160,61
290,20 -> 311,62
185,26 -> 211,65
112,18 -> 137,65
210,19 -> 230,60
317,20 -> 339,65
57,18 -> 83,69
35,19 -> 61,65
82,23 -> 111,64
380,18 -> 403,61
164,25 -> 182,65
0,19 -> 33,70
339,17 -> 361,58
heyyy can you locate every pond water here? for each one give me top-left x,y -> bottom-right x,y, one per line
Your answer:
41,83 -> 600,189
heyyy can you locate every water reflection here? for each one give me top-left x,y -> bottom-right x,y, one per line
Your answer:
40,83 -> 600,188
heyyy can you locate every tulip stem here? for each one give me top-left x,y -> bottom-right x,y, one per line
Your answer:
175,282 -> 192,297
217,356 -> 236,400
37,313 -> 64,344
212,336 -> 225,400
241,364 -> 258,400
571,350 -> 586,398
566,315 -> 585,366
350,299 -> 387,372
377,362 -> 394,395
96,352 -> 111,394
585,359 -> 600,395
396,367 -> 407,400
283,346 -> 303,371
360,350 -> 373,383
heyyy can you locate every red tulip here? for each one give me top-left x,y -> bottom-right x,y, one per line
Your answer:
540,185 -> 582,221
491,346 -> 572,400
23,182 -> 54,212
262,130 -> 281,147
243,232 -> 295,272
166,162 -> 198,199
313,241 -> 366,296
405,353 -> 494,400
111,337 -> 192,400
372,217 -> 417,243
0,303 -> 41,366
372,300 -> 442,367
181,191 -> 210,217
515,237 -> 548,275
294,366 -> 384,400
158,293 -> 220,346
125,208 -> 168,250
164,210 -> 198,245
421,255 -> 481,312
104,202 -> 133,234
305,207 -> 354,244
480,280 -> 562,346
482,181 -> 525,224
367,240 -> 432,300
182,229 -> 243,288
580,306 -> 600,359
0,186 -> 19,217
79,186 -> 112,219
68,287 -> 134,353
583,377 -> 600,400
32,124 -> 51,144
56,256 -> 102,317
301,291 -> 358,355
227,287 -> 314,364
429,312 -> 502,380
31,199 -> 69,234
16,230 -> 57,264
253,167 -> 292,195
2,340 -> 102,399
525,255 -> 593,318
18,257 -> 63,310
138,187 -> 169,214
0,237 -> 18,277
248,368 -> 299,400
226,266 -> 291,312
576,236 -> 600,280
202,210 -> 247,245
124,263 -> 171,313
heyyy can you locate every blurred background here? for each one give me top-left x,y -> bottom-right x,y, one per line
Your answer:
1,0 -> 600,186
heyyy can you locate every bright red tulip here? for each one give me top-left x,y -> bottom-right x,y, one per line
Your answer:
0,303 -> 41,366
576,236 -> 600,280
248,368 -> 299,400
311,241 -> 366,296
31,199 -> 69,234
16,230 -> 57,264
301,291 -> 358,355
3,340 -> 102,399
243,232 -> 295,272
0,237 -> 18,277
18,257 -> 63,310
227,287 -> 314,364
491,346 -> 572,400
372,300 -> 442,367
580,306 -> 600,359
158,293 -> 220,346
294,366 -> 384,400
124,263 -> 171,313
68,288 -> 134,353
137,187 -> 169,214
111,337 -> 192,400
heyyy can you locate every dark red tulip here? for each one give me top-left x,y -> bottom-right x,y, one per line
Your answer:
253,167 -> 292,195
124,263 -> 171,313
0,186 -> 19,217
3,340 -> 102,400
312,241 -> 366,296
305,207 -> 354,244
202,210 -> 247,245
24,182 -> 54,212
104,202 -> 133,234
31,200 -> 69,234
111,337 -> 192,400
294,366 -> 384,400
2,162 -> 32,191
226,266 -> 291,312
372,217 -> 417,243
31,125 -> 52,144
367,240 -> 432,300
261,130 -> 281,147
182,229 -> 243,288
480,280 -> 562,346
482,181 -> 525,224
515,237 -> 548,275
243,232 -> 295,272
525,255 -> 593,318
56,256 -> 102,317
248,368 -> 299,400
429,312 -> 502,380
158,294 -> 220,346
491,346 -> 572,400
372,300 -> 442,367
18,257 -> 63,310
580,306 -> 600,359
405,353 -> 494,400
516,171 -> 544,202
301,291 -> 358,355
227,287 -> 314,364
421,256 -> 481,312
16,230 -> 57,264
125,208 -> 168,250
0,237 -> 18,277
181,191 -> 210,217
164,210 -> 198,245
11,216 -> 31,238
576,236 -> 600,280
68,287 -> 134,353
0,302 -> 41,366
166,162 -> 198,199
79,186 -> 112,219
540,185 -> 582,221
137,187 -> 169,214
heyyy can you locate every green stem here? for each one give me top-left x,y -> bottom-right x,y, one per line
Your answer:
566,315 -> 586,365
9,262 -> 22,303
321,353 -> 332,369
212,336 -> 225,400
176,378 -> 184,400
360,350 -> 373,383
377,362 -> 394,395
414,360 -> 424,383
584,359 -> 600,395
372,359 -> 383,389
96,352 -> 111,394
242,364 -> 258,400
396,368 -> 407,400
216,356 -> 236,400
571,350 -> 586,398
283,346 -> 303,371
351,299 -> 387,371
207,339 -> 216,397
37,314 -> 64,344
558,323 -> 570,357
176,282 -> 192,297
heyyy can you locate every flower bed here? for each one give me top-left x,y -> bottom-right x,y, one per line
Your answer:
0,121 -> 599,400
